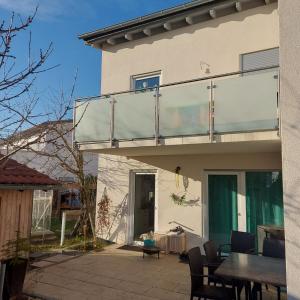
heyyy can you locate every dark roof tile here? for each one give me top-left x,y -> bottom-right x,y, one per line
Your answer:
0,155 -> 59,186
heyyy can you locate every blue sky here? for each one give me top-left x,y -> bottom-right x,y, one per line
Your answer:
0,0 -> 189,102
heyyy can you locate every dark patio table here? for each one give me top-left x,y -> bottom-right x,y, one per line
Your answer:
142,246 -> 160,259
215,253 -> 286,296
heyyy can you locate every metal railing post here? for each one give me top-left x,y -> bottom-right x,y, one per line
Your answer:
72,100 -> 77,149
276,71 -> 281,137
60,211 -> 66,246
154,87 -> 160,145
208,80 -> 215,142
110,97 -> 116,147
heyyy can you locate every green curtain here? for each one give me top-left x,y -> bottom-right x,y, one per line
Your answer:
209,175 -> 238,248
246,172 -> 284,235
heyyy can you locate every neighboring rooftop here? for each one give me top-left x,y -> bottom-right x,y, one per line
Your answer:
0,119 -> 73,147
0,155 -> 59,188
79,0 -> 277,48
17,119 -> 73,140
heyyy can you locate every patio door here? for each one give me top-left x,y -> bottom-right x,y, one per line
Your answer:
206,172 -> 246,248
205,171 -> 284,248
128,171 -> 157,244
246,171 -> 284,234
208,174 -> 237,247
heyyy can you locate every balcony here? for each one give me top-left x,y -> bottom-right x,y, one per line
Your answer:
74,67 -> 280,156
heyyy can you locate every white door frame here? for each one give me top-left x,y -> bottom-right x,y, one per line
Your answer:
127,170 -> 158,244
202,171 -> 246,242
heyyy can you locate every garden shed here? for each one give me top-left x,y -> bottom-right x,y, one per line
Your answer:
0,155 -> 58,261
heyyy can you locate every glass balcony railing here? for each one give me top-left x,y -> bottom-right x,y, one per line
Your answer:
74,67 -> 279,145
159,81 -> 210,137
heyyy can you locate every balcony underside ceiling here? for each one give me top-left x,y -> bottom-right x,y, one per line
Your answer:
79,131 -> 281,157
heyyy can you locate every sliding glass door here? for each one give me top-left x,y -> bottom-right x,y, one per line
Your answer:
208,175 -> 238,247
246,171 -> 284,234
207,171 -> 284,247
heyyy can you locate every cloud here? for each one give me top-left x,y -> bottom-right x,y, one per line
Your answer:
0,0 -> 188,24
0,0 -> 79,20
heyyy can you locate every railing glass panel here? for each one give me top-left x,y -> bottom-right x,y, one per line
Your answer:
213,70 -> 278,133
74,68 -> 280,145
114,90 -> 156,140
159,81 -> 210,137
75,97 -> 111,142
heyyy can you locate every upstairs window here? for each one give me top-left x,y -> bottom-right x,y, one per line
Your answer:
241,48 -> 279,73
132,72 -> 160,91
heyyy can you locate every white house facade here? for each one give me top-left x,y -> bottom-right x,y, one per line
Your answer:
74,0 -> 300,296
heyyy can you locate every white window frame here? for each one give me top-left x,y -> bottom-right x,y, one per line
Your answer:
131,71 -> 162,90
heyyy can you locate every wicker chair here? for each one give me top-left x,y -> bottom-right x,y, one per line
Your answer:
218,231 -> 256,256
187,247 -> 233,300
253,238 -> 285,300
204,240 -> 243,300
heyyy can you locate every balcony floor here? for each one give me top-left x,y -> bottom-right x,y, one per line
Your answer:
79,131 -> 281,157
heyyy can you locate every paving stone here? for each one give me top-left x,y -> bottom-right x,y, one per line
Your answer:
30,260 -> 54,268
115,280 -> 151,294
44,254 -> 73,263
25,246 -> 286,300
145,287 -> 188,300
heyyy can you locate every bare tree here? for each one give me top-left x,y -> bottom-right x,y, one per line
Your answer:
27,119 -> 98,239
0,8 -> 142,242
0,8 -> 67,162
0,8 -> 100,240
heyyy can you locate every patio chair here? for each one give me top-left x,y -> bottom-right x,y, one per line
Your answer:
203,240 -> 243,300
187,247 -> 233,300
218,231 -> 256,256
263,237 -> 285,259
253,238 -> 286,300
203,240 -> 225,283
269,229 -> 285,241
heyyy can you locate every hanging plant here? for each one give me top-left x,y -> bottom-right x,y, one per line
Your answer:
175,166 -> 181,189
170,193 -> 187,205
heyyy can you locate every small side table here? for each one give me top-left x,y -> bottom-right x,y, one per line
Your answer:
142,246 -> 161,259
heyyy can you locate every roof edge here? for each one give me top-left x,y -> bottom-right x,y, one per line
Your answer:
0,184 -> 61,190
78,0 -> 214,40
79,0 -> 277,48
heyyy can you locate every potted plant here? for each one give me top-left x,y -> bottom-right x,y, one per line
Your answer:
140,231 -> 155,247
1,229 -> 30,300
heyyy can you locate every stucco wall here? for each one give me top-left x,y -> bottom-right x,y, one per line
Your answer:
101,3 -> 279,94
95,0 -> 282,255
279,0 -> 300,298
96,152 -> 282,247
8,127 -> 98,181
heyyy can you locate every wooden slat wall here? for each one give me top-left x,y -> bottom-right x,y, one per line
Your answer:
0,189 -> 33,261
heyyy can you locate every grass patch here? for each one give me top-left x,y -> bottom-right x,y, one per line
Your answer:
31,216 -> 109,253
31,237 -> 107,253
51,217 -> 77,238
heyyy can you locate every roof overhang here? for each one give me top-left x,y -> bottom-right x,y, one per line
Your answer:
0,184 -> 61,190
79,0 -> 277,49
